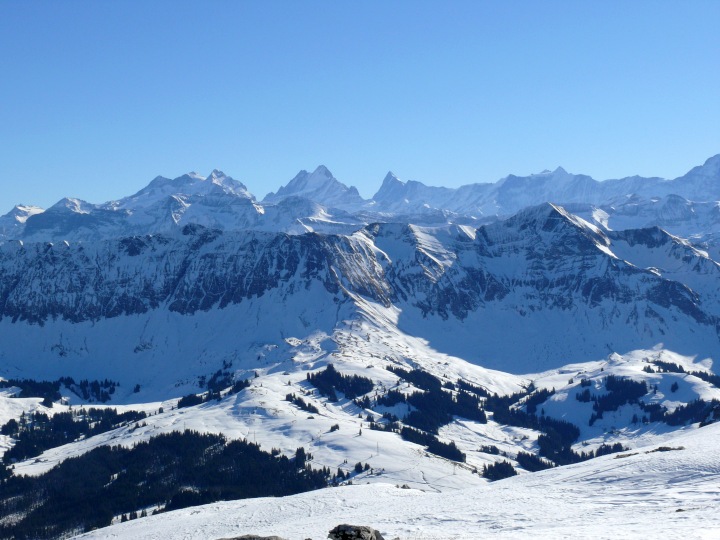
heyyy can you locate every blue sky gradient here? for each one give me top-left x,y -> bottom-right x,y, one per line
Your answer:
1,1 -> 718,210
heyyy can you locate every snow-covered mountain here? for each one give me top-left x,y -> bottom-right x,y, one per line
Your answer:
370,154 -> 720,218
2,203 -> 719,388
8,169 -> 373,242
2,155 -> 720,539
263,165 -> 364,210
0,204 -> 45,239
4,153 -> 718,244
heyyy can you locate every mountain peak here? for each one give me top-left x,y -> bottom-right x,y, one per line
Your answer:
382,171 -> 401,184
373,172 -> 406,203
48,197 -> 94,214
503,202 -> 604,237
312,165 -> 333,178
263,166 -> 363,209
3,205 -> 44,223
128,170 -> 253,205
703,153 -> 720,167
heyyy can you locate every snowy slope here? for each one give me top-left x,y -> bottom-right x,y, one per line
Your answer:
73,420 -> 720,540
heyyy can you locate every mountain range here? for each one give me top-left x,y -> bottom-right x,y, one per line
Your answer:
1,153 -> 719,539
3,154 -> 720,244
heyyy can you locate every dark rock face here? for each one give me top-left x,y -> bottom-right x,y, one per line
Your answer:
1,205 -> 718,331
366,205 -> 718,326
328,524 -> 385,540
0,227 -> 392,324
1,204 -> 719,371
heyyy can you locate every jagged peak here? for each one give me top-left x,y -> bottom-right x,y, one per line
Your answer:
47,197 -> 94,214
490,202 -> 610,248
382,171 -> 401,185
127,170 -> 254,205
372,172 -> 406,202
263,165 -> 363,207
505,202 -> 567,224
371,172 -> 438,200
3,205 -> 44,222
312,164 -> 333,178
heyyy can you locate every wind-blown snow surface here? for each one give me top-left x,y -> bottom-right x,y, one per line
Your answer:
74,421 -> 720,540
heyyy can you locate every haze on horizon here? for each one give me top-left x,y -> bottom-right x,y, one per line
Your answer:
1,1 -> 718,211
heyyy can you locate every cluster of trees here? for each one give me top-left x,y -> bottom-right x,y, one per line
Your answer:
285,393 -> 320,414
648,360 -> 720,389
523,388 -> 555,414
0,431 -> 330,540
0,377 -> 122,405
306,364 -> 374,401
482,460 -> 517,481
0,377 -> 119,405
387,366 -> 444,392
368,416 -> 401,433
58,377 -> 118,403
177,378 -> 250,409
201,369 -> 232,392
478,388 -> 606,466
384,366 -> 487,433
426,379 -> 632,467
516,451 -> 554,472
573,375 -> 719,428
585,376 -> 648,425
412,388 -> 486,432
400,426 -> 466,462
456,379 -> 491,398
1,408 -> 147,464
638,398 -> 720,426
0,378 -> 62,404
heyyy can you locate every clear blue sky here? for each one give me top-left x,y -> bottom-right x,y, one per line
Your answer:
1,1 -> 718,210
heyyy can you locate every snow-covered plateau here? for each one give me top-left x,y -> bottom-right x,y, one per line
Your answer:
1,154 -> 719,539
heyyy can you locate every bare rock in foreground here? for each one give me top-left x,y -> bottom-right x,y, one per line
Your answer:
328,524 -> 385,540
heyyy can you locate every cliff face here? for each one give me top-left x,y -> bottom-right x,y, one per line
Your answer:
1,203 -> 718,384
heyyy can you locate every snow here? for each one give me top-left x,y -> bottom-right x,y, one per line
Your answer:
74,422 -> 720,539
3,153 -> 720,245
1,155 -> 720,538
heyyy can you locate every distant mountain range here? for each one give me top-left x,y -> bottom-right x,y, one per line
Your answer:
2,154 -> 719,243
